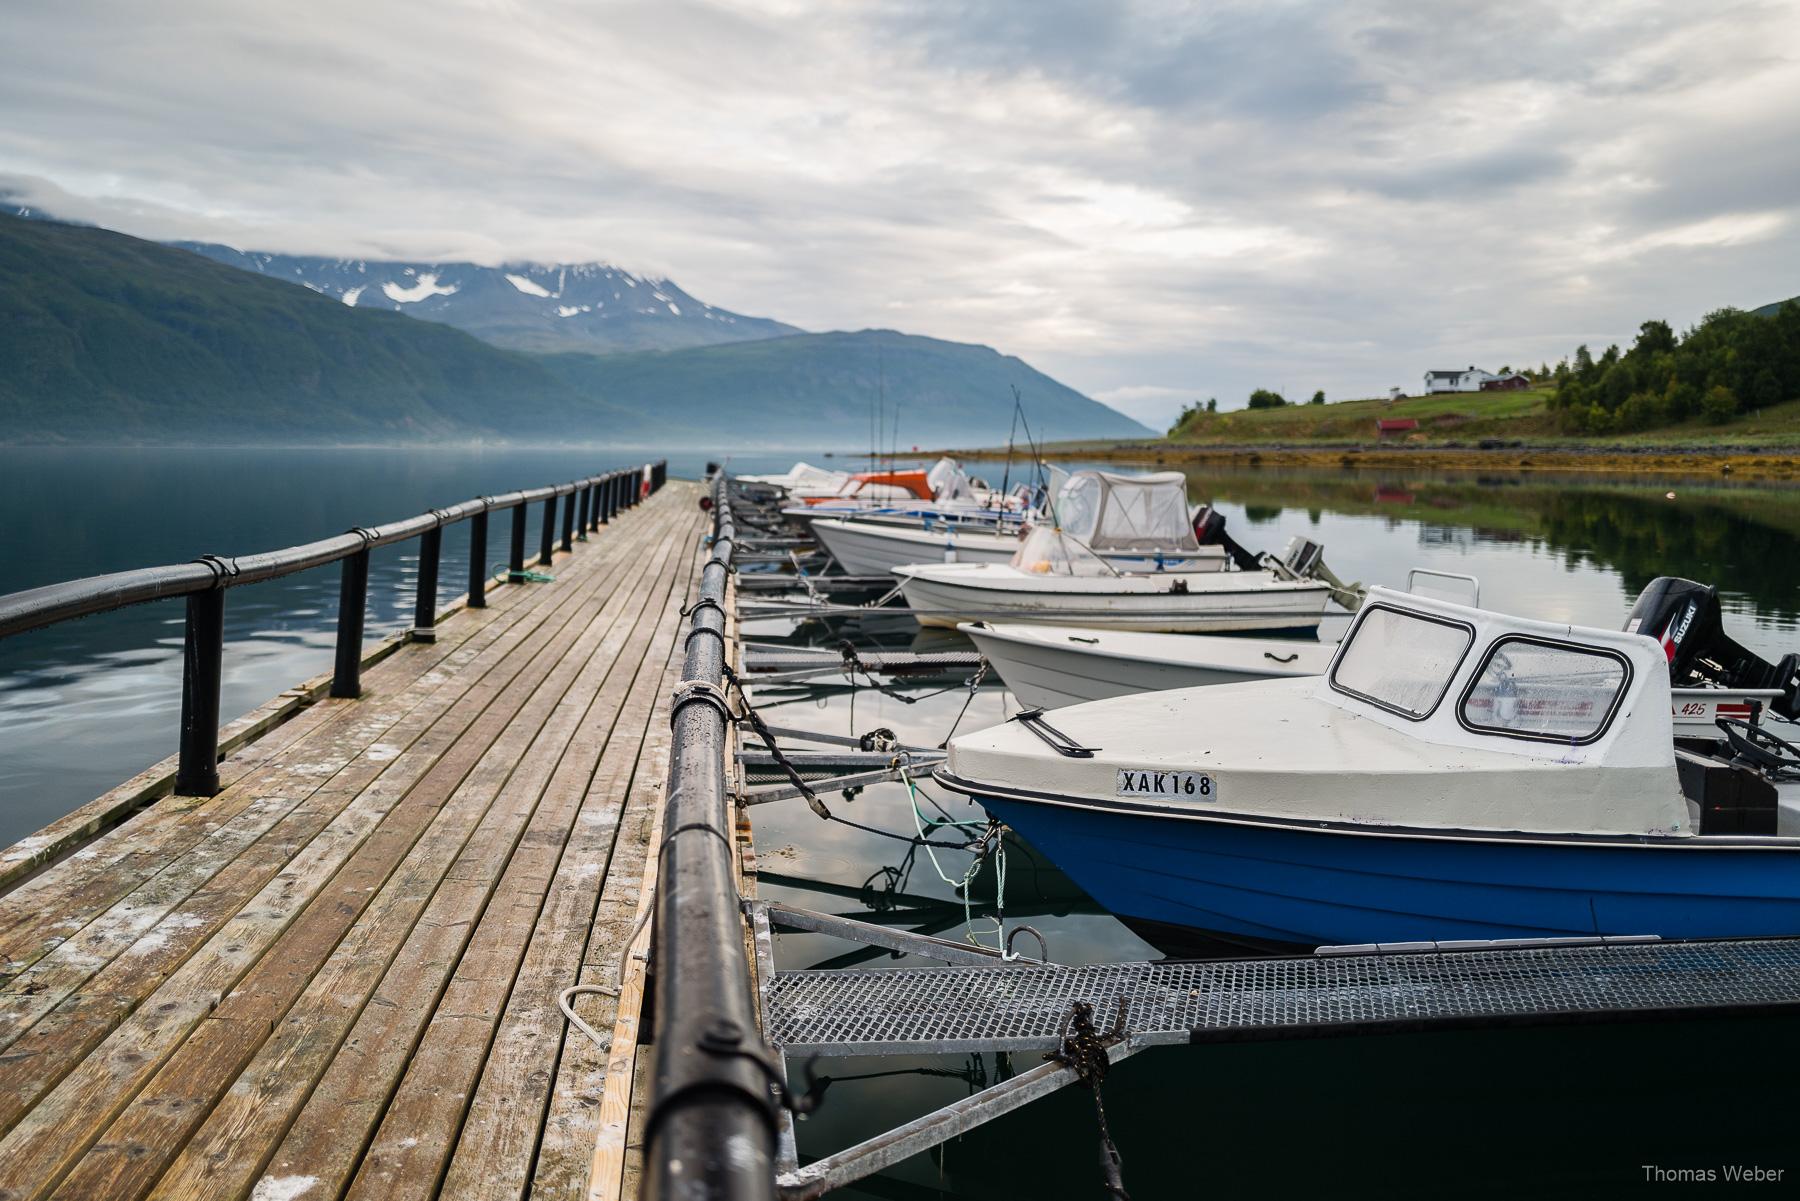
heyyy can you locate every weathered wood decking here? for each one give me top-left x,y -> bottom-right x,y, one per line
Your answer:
0,481 -> 707,1201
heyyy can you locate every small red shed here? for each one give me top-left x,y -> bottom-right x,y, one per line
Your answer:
1376,418 -> 1419,439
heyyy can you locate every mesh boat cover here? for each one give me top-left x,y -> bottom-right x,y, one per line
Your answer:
1009,526 -> 1118,576
1050,471 -> 1201,552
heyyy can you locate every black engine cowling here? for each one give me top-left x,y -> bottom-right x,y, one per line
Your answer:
1191,505 -> 1262,572
1625,576 -> 1800,720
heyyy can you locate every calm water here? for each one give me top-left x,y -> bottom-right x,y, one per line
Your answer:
5,448 -> 1800,1196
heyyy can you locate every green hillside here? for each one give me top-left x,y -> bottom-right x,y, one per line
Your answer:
0,213 -> 643,442
546,329 -> 1149,446
1750,295 -> 1800,318
0,214 -> 1143,446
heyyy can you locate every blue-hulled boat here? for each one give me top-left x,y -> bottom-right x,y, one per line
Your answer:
937,583 -> 1800,952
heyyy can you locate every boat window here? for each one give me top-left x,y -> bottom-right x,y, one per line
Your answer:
1052,475 -> 1103,541
1329,605 -> 1473,719
1459,637 -> 1630,744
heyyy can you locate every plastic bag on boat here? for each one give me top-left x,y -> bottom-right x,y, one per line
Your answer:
1009,526 -> 1116,576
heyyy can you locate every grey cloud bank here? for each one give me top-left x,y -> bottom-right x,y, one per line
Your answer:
4,0 -> 1798,428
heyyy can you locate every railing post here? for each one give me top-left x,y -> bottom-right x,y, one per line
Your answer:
413,523 -> 443,642
175,584 -> 226,796
561,490 -> 576,553
331,538 -> 371,699
539,496 -> 557,566
599,474 -> 612,525
577,485 -> 591,541
468,508 -> 489,609
510,504 -> 528,577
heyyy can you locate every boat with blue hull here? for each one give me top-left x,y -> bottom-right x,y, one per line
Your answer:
939,580 -> 1800,952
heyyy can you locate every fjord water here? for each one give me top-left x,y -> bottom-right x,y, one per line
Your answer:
4,448 -> 1800,1195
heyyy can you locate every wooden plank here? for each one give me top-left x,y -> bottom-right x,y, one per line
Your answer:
436,509 -> 703,1201
46,507 -> 688,1201
532,531 -> 707,1201
0,509 -> 665,1137
342,515 -> 698,1201
0,498 -> 682,1199
142,507 -> 696,1201
0,544 -> 556,983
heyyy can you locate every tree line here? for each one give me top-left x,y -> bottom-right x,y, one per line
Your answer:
1550,301 -> 1800,433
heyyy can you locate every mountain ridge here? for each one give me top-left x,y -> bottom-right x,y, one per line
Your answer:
0,213 -> 1151,446
171,242 -> 803,354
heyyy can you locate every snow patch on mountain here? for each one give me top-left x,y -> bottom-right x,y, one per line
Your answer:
342,285 -> 364,307
382,273 -> 458,303
505,273 -> 553,298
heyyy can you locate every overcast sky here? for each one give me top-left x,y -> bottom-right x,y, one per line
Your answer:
5,1 -> 1799,427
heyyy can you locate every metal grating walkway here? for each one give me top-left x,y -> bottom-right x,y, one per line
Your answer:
766,937 -> 1800,1056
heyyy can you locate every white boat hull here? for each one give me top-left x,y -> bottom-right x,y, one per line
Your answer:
960,623 -> 1335,708
895,564 -> 1332,634
811,519 -> 1024,575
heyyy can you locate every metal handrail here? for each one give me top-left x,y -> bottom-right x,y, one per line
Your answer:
645,470 -> 776,1201
0,459 -> 668,796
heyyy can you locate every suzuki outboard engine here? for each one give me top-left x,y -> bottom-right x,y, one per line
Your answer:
1191,505 -> 1262,572
1626,577 -> 1800,720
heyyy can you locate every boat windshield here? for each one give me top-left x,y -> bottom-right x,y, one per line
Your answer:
1460,638 -> 1629,743
1330,605 -> 1473,719
1010,526 -> 1116,577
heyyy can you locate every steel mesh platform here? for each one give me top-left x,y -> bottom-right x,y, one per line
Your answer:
766,938 -> 1800,1056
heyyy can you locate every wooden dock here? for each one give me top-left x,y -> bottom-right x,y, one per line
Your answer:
0,481 -> 707,1201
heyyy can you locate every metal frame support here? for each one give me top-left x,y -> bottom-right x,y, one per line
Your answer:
413,524 -> 442,642
468,508 -> 489,609
775,1041 -> 1138,1201
331,541 -> 371,699
509,505 -> 528,576
174,586 -> 226,796
538,496 -> 557,566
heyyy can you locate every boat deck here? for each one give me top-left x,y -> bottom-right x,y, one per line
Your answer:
0,482 -> 706,1201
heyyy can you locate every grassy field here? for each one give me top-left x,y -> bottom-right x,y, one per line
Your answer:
952,390 -> 1800,479
1166,389 -> 1560,444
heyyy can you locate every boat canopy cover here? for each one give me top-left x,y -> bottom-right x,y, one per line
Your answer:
926,457 -> 977,502
1009,526 -> 1118,577
1054,471 -> 1201,552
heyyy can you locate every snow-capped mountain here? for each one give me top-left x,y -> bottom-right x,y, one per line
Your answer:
171,243 -> 803,354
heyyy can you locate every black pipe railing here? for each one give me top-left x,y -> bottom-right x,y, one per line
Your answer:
645,471 -> 776,1201
0,461 -> 667,799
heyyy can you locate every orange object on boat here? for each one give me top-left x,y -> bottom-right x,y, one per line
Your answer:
800,468 -> 934,505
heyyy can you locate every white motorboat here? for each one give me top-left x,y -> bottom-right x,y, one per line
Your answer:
898,560 -> 1332,632
937,577 -> 1800,951
812,468 -> 1233,579
959,623 -> 1337,708
961,620 -> 1782,731
810,516 -> 1031,574
738,461 -> 851,494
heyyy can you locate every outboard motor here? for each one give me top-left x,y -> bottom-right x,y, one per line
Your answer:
1191,505 -> 1262,572
1626,577 -> 1800,720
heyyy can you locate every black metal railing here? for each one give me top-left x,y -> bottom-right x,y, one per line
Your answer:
0,460 -> 667,798
645,471 -> 777,1201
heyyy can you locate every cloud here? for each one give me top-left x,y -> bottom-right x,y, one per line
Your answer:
3,0 -> 1799,429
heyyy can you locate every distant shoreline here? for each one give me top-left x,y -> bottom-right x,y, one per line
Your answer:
939,440 -> 1800,480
